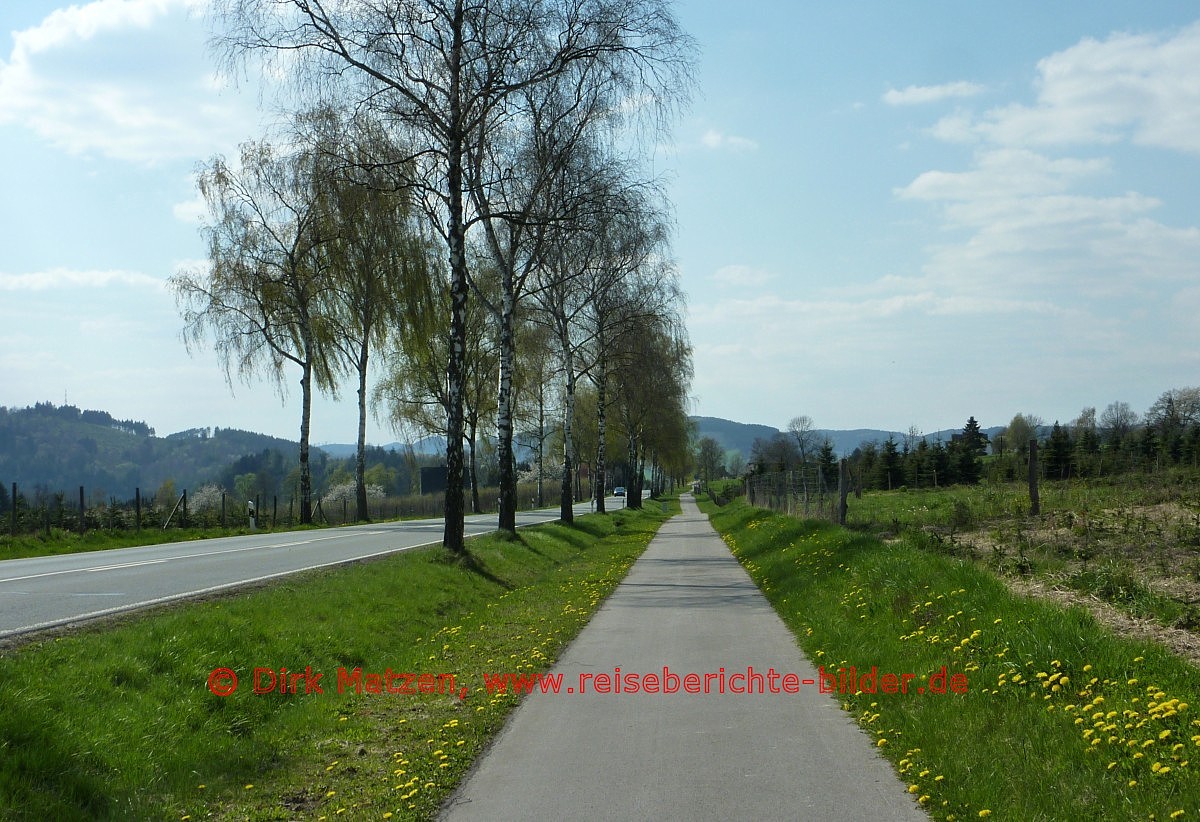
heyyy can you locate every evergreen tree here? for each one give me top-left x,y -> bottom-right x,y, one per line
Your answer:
1045,421 -> 1073,479
952,417 -> 988,485
877,437 -> 902,490
817,439 -> 838,489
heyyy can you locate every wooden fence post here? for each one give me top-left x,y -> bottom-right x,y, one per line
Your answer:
79,486 -> 86,535
1028,439 -> 1040,516
136,487 -> 141,532
10,483 -> 15,537
838,458 -> 849,526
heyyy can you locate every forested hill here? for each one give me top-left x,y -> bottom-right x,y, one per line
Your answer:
691,416 -> 910,458
689,416 -> 999,459
689,416 -> 781,457
0,402 -> 304,498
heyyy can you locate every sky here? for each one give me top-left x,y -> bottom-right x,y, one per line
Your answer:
3,1 -> 1200,446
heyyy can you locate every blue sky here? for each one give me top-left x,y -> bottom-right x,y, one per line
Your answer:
3,1 -> 1200,446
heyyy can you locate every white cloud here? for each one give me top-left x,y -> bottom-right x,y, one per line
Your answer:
935,22 -> 1200,153
0,268 -> 165,291
172,193 -> 207,223
897,148 -> 1110,202
700,129 -> 759,152
883,81 -> 985,106
892,21 -> 1200,318
0,0 -> 256,165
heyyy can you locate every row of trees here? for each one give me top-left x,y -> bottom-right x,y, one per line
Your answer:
172,0 -> 697,551
992,390 -> 1200,480
733,417 -> 987,494
711,387 -> 1200,495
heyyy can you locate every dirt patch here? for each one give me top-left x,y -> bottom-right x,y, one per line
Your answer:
1006,577 -> 1200,668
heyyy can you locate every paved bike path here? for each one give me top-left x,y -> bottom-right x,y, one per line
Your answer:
440,495 -> 928,819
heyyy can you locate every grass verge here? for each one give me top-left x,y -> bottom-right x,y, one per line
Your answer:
697,495 -> 1200,820
0,501 -> 676,820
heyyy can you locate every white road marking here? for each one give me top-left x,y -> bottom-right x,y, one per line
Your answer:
1,538 -> 440,639
0,531 -> 388,585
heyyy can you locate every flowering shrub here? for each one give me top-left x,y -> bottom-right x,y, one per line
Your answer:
189,484 -> 227,514
321,483 -> 386,507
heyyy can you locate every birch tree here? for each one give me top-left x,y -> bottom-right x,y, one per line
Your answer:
211,0 -> 696,552
586,198 -> 676,513
309,111 -> 424,521
374,252 -> 499,514
524,144 -> 638,522
171,140 -> 337,524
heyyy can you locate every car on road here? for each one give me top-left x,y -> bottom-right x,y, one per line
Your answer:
613,486 -> 626,497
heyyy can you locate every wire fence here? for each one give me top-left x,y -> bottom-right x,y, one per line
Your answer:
744,463 -> 851,525
1,480 -> 550,538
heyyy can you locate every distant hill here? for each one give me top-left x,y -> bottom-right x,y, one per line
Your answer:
0,402 -> 307,499
0,402 -> 463,506
690,416 -> 1005,459
0,402 -> 1009,503
689,416 -> 780,457
691,416 -> 902,458
317,436 -> 445,459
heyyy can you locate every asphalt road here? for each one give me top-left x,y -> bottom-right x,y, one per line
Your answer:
0,496 -> 626,640
440,495 -> 929,820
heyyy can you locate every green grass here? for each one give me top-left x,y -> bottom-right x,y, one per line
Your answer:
697,495 -> 1200,820
844,472 -> 1200,534
0,501 -> 676,820
833,474 -> 1200,632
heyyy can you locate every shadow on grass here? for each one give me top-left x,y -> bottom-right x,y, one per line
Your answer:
433,544 -> 516,590
0,713 -> 116,818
